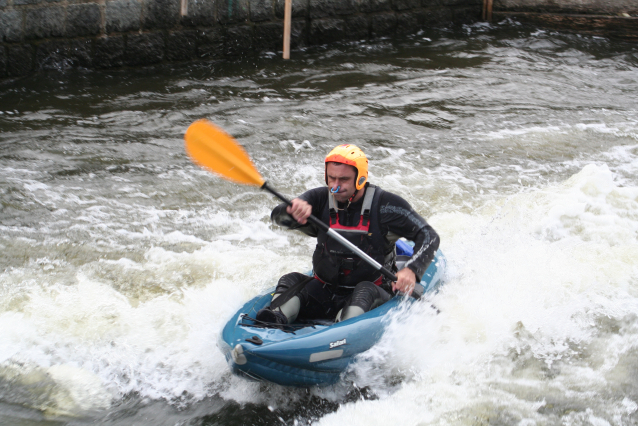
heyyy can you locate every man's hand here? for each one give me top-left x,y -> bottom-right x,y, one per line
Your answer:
286,198 -> 312,225
392,267 -> 417,295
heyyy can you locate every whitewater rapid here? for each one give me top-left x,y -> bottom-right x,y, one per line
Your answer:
1,22 -> 637,425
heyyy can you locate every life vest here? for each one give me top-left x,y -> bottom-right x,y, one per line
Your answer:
312,184 -> 396,289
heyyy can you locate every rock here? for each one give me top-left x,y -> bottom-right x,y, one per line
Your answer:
143,0 -> 181,29
309,0 -> 355,19
94,36 -> 125,68
217,0 -> 249,24
13,0 -> 41,6
371,12 -> 397,37
359,0 -> 391,13
7,44 -> 34,76
345,15 -> 369,40
0,10 -> 23,42
106,0 -> 142,33
225,25 -> 253,56
196,27 -> 225,58
125,32 -> 165,66
392,0 -> 419,11
309,18 -> 345,44
25,6 -> 65,39
66,3 -> 102,37
253,22 -> 282,51
396,11 -> 419,34
167,30 -> 198,61
35,39 -> 92,69
250,0 -> 273,22
181,0 -> 216,27
0,46 -> 6,77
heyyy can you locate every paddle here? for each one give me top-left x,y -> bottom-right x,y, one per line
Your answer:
184,119 -> 421,294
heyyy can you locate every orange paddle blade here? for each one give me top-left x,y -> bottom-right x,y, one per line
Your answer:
184,120 -> 265,187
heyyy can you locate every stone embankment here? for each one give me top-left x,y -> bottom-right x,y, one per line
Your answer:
488,0 -> 638,40
0,0 -> 481,78
1,0 -> 636,79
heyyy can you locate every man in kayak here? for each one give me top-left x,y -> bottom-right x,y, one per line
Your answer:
256,144 -> 439,325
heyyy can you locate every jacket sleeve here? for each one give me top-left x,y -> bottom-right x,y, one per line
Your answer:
270,187 -> 326,238
378,192 -> 440,280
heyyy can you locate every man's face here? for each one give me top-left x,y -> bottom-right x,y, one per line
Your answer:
326,162 -> 357,203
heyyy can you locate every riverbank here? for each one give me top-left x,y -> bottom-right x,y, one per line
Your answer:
3,0 -> 638,81
488,0 -> 638,40
0,0 -> 481,79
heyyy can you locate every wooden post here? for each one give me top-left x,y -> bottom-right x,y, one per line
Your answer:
283,0 -> 292,59
486,0 -> 493,22
180,0 -> 188,16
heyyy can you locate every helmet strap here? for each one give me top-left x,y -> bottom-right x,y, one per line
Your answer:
335,189 -> 357,211
348,188 -> 358,203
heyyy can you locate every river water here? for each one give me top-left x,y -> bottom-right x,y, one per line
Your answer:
1,21 -> 637,426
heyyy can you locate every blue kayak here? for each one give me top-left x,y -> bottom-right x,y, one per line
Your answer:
218,241 -> 446,387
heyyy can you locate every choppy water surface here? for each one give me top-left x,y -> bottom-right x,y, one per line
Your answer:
1,22 -> 637,425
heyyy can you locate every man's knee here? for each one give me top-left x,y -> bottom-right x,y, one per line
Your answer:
274,272 -> 309,295
354,281 -> 379,293
351,281 -> 390,309
337,281 -> 391,322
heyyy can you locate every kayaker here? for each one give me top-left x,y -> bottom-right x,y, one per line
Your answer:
256,144 -> 439,325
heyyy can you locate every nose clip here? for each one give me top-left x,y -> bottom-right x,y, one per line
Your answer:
330,186 -> 340,193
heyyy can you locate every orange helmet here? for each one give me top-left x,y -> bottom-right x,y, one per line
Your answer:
325,144 -> 369,190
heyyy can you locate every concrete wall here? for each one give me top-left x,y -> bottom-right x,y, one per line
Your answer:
492,0 -> 638,40
0,0 -> 482,78
494,0 -> 637,15
2,0 -> 635,80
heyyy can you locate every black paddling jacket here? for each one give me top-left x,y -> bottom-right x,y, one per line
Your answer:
271,183 -> 440,288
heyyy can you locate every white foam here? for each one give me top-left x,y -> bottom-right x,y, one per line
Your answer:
0,231 -> 313,413
3,120 -> 638,422
323,164 -> 638,424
